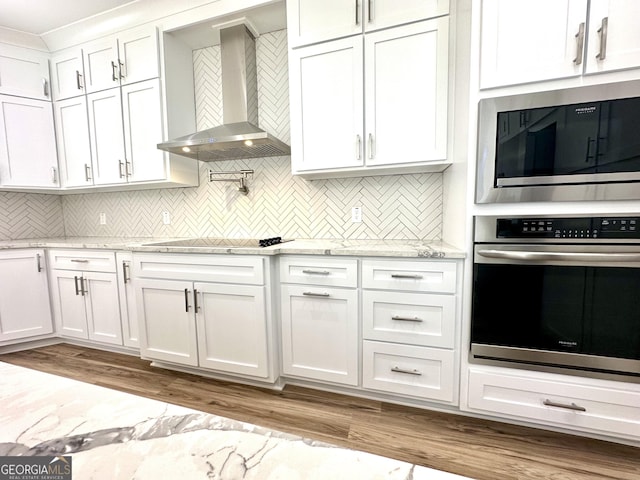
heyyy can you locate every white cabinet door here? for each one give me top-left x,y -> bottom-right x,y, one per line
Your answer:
480,0 -> 588,88
289,37 -> 364,173
54,96 -> 93,187
84,271 -> 122,345
365,18 -> 448,166
121,79 -> 166,183
50,48 -> 85,101
116,252 -> 139,348
280,284 -> 358,385
117,26 -> 159,86
286,0 -> 363,48
0,250 -> 52,342
50,270 -> 89,340
365,0 -> 449,32
0,44 -> 51,100
0,96 -> 59,188
196,283 -> 269,378
586,0 -> 640,74
87,88 -> 126,185
136,278 -> 198,366
83,37 -> 120,94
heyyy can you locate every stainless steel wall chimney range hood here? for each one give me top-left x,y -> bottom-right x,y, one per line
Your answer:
157,24 -> 290,161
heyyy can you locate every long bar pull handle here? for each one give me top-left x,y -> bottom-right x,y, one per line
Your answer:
391,366 -> 422,376
194,289 -> 200,313
392,315 -> 423,323
74,276 -> 80,296
51,167 -> 58,184
85,164 -> 92,182
80,277 -> 88,296
368,0 -> 373,23
125,161 -> 132,177
70,259 -> 89,263
119,160 -> 126,178
573,22 -> 585,65
111,61 -> 118,81
76,70 -> 83,90
477,249 -> 640,263
596,17 -> 608,61
355,0 -> 360,25
302,291 -> 331,297
43,78 -> 49,97
36,253 -> 42,272
184,288 -> 191,312
119,60 -> 126,79
302,269 -> 331,275
368,133 -> 374,159
356,134 -> 362,160
391,273 -> 424,279
543,399 -> 586,412
122,261 -> 131,284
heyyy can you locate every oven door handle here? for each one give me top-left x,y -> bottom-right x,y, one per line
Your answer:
477,249 -> 640,263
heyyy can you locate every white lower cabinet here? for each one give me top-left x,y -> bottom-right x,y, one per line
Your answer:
133,253 -> 272,381
49,249 -> 123,345
0,249 -> 53,343
467,367 -> 640,442
116,252 -> 138,348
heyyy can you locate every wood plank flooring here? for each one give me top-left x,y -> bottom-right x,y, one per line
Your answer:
2,344 -> 639,480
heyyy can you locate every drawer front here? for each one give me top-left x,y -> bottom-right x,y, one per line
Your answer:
279,256 -> 357,287
468,368 -> 640,440
362,290 -> 455,348
362,259 -> 456,293
48,249 -> 116,272
132,253 -> 264,284
362,340 -> 455,403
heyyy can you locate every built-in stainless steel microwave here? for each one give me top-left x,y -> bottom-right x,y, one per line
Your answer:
476,81 -> 640,203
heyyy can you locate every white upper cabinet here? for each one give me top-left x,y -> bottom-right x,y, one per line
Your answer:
0,95 -> 59,188
83,25 -> 159,94
50,48 -> 86,101
365,18 -> 448,167
287,0 -> 449,48
480,0 -> 588,88
0,44 -> 51,100
55,96 -> 93,187
585,0 -> 640,74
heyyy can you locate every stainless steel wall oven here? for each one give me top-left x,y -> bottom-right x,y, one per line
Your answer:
471,215 -> 640,382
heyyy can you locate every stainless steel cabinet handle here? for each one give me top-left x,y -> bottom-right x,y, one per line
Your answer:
596,17 -> 608,61
302,269 -> 330,275
84,164 -> 92,182
122,261 -> 131,284
76,70 -> 83,90
368,133 -> 374,159
51,167 -> 58,184
368,0 -> 373,22
302,291 -> 330,297
74,276 -> 80,296
355,0 -> 360,25
80,277 -> 88,296
36,253 -> 42,272
43,78 -> 49,97
543,399 -> 586,412
573,22 -> 585,65
391,366 -> 422,376
391,315 -> 423,323
119,160 -> 126,178
111,61 -> 118,81
477,249 -> 640,263
194,289 -> 200,312
70,259 -> 89,263
119,60 -> 126,79
184,288 -> 190,312
356,134 -> 362,160
391,273 -> 423,279
125,161 -> 132,177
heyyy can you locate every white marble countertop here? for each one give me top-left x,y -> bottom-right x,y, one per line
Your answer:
0,236 -> 465,258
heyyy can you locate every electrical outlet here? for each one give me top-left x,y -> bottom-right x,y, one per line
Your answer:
352,206 -> 362,223
99,212 -> 106,225
162,211 -> 171,225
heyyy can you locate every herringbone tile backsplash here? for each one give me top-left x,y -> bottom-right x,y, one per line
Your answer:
0,192 -> 64,240
59,30 -> 443,240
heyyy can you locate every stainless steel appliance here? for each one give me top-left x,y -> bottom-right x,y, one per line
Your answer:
476,80 -> 640,203
471,215 -> 640,382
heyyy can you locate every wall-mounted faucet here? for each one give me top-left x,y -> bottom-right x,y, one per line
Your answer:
208,169 -> 254,195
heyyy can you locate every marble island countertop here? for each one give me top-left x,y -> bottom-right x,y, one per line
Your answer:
0,236 -> 465,258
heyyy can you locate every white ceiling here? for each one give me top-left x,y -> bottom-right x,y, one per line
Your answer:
0,0 -> 136,35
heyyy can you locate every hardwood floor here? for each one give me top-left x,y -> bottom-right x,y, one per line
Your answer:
2,344 -> 639,480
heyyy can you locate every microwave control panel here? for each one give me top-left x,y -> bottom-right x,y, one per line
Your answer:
496,217 -> 640,239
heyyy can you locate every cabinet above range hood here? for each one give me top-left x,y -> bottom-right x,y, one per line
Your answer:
157,24 -> 290,162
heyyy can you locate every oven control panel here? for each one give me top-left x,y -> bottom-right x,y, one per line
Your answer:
497,217 -> 640,239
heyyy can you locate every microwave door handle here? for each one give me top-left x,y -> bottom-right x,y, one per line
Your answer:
477,249 -> 640,263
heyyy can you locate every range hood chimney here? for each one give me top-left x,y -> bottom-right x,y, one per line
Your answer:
157,24 -> 290,161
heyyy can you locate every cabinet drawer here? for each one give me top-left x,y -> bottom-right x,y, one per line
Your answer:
133,253 -> 264,285
362,259 -> 456,293
362,290 -> 455,348
467,368 -> 640,441
280,256 -> 357,287
48,249 -> 116,272
362,340 -> 455,403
